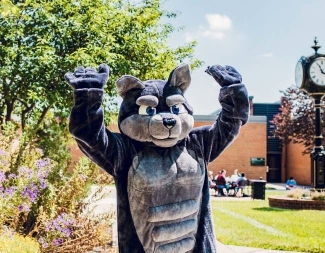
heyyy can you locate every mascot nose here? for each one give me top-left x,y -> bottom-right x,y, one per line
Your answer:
163,118 -> 176,129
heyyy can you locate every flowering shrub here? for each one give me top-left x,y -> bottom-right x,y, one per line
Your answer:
0,149 -> 52,233
37,208 -> 115,252
38,213 -> 75,249
0,122 -> 116,252
35,158 -> 115,252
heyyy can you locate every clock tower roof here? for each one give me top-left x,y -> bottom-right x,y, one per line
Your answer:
312,37 -> 321,55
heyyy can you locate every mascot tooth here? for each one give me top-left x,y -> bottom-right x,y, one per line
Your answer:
66,63 -> 249,253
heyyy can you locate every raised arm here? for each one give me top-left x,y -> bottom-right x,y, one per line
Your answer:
65,64 -> 129,176
190,64 -> 249,162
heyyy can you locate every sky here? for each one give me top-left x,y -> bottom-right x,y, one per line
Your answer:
160,0 -> 325,115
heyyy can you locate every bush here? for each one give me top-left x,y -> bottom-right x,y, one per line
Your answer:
0,122 -> 116,252
0,123 -> 53,234
0,231 -> 40,253
286,188 -> 310,199
311,191 -> 325,201
286,188 -> 325,201
37,186 -> 115,252
94,172 -> 115,185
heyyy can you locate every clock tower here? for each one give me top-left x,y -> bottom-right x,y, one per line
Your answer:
295,37 -> 325,189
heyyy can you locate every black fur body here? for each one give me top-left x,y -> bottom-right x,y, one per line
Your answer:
67,63 -> 249,253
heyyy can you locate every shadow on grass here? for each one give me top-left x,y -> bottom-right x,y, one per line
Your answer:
252,207 -> 294,212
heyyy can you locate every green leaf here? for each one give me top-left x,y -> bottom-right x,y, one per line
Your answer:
0,0 -> 19,16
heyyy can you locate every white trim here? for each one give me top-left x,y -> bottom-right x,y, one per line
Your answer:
193,115 -> 266,123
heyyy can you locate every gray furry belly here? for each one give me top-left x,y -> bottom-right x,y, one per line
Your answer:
128,146 -> 205,253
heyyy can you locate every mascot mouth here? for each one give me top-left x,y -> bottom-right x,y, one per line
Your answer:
151,136 -> 178,141
150,136 -> 179,148
150,129 -> 181,140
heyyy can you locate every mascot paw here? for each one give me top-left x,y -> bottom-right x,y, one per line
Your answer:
65,63 -> 109,89
205,64 -> 242,87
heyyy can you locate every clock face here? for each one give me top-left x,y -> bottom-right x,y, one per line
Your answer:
295,60 -> 304,87
309,57 -> 325,86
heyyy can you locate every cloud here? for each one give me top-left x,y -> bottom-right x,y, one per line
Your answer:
260,53 -> 274,58
201,30 -> 225,40
205,14 -> 232,31
198,13 -> 232,40
184,13 -> 233,41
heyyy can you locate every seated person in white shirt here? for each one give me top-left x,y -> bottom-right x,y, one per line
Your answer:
230,169 -> 240,182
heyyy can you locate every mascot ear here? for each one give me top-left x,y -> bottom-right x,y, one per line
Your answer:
167,63 -> 191,94
116,75 -> 145,98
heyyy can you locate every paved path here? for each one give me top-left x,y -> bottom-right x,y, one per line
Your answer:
89,184 -> 305,253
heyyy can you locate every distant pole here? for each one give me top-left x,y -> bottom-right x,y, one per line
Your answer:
296,37 -> 325,188
313,95 -> 323,154
310,94 -> 325,188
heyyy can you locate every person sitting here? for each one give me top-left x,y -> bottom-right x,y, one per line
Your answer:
230,169 -> 240,183
228,169 -> 240,196
215,170 -> 229,196
286,176 -> 297,190
208,171 -> 217,195
236,172 -> 247,197
208,171 -> 215,185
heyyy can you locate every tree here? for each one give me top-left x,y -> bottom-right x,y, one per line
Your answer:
0,0 -> 202,164
1,0 -> 202,128
271,85 -> 325,154
0,0 -> 19,16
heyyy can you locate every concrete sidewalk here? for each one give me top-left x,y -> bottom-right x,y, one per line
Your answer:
90,185 -> 305,253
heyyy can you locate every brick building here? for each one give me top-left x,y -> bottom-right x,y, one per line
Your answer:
195,114 -> 268,182
70,98 -> 311,185
204,97 -> 310,185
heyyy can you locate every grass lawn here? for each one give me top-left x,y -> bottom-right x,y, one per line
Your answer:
211,190 -> 325,253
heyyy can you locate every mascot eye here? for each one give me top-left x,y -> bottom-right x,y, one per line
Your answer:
139,105 -> 157,116
170,104 -> 185,115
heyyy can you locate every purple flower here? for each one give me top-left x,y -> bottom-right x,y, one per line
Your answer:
18,167 -> 33,179
8,173 -> 17,179
52,238 -> 63,246
5,187 -> 15,196
44,224 -> 51,232
18,203 -> 30,212
40,180 -> 47,189
38,237 -> 45,244
44,213 -> 75,238
37,168 -> 50,181
0,150 -> 7,156
36,158 -> 50,169
41,242 -> 49,249
61,227 -> 71,237
0,170 -> 6,183
21,183 -> 39,202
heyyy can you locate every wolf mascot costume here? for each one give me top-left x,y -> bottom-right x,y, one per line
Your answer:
65,63 -> 249,253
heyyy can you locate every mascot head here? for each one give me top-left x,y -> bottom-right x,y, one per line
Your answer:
116,63 -> 194,148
